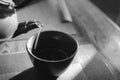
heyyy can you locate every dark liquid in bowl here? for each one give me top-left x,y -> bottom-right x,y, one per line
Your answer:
34,48 -> 68,61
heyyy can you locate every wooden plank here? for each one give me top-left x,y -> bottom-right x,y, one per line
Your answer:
66,0 -> 120,73
83,54 -> 116,80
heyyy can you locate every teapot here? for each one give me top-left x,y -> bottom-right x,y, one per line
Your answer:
0,0 -> 40,40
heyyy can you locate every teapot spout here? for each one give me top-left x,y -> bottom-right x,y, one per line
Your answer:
12,20 -> 41,38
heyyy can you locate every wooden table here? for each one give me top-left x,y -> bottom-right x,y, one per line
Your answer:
0,0 -> 120,80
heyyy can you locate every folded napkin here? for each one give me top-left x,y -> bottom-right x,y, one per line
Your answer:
0,39 -> 33,80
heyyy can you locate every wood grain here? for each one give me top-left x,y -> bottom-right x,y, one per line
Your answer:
66,0 -> 120,73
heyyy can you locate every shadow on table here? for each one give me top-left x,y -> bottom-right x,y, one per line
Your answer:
9,67 -> 40,80
9,67 -> 56,80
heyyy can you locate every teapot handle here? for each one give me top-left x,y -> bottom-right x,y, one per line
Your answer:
12,20 -> 41,38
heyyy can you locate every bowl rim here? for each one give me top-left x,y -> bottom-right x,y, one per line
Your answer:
26,30 -> 79,63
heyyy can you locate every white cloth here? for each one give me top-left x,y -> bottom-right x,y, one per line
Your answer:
0,0 -> 15,7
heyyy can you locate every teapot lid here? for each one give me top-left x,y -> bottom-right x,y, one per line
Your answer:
0,0 -> 13,3
0,0 -> 15,18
